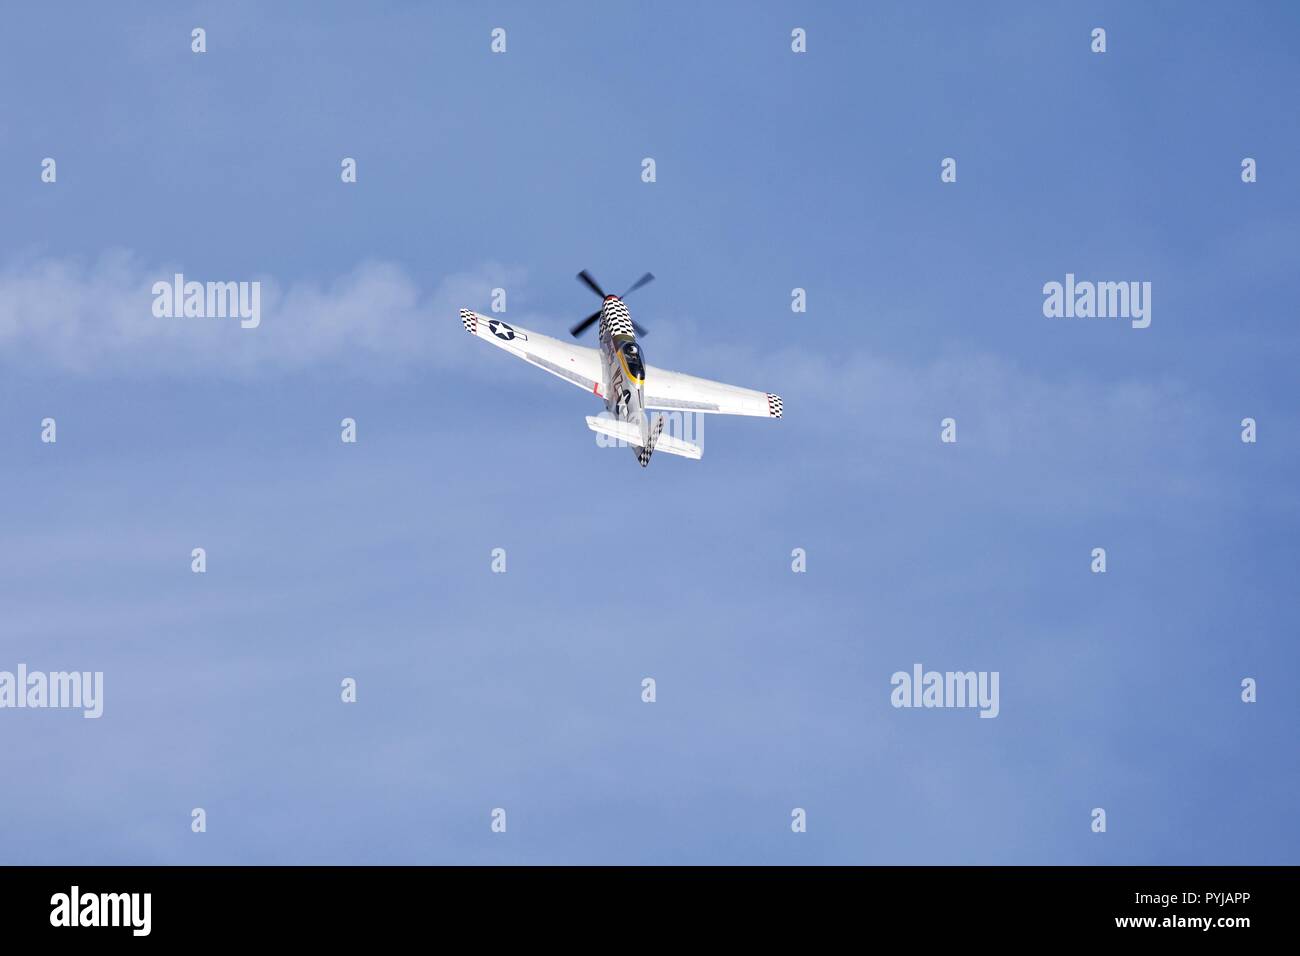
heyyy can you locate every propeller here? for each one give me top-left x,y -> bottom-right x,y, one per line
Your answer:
623,272 -> 654,296
577,270 -> 606,299
569,309 -> 602,338
570,271 -> 654,338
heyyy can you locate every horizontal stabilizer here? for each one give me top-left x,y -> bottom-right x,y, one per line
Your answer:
585,415 -> 643,445
647,431 -> 702,460
584,415 -> 702,460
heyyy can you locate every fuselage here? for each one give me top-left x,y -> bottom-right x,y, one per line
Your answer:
597,296 -> 649,453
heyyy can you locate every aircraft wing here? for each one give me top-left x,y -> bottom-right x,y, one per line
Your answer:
459,310 -> 604,396
643,365 -> 783,419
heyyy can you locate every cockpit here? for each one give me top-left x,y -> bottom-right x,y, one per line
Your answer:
620,341 -> 645,382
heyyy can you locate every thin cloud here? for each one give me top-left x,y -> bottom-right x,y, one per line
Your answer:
0,251 -> 516,377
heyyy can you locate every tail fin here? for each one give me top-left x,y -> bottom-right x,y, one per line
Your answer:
636,415 -> 667,467
641,414 -> 701,462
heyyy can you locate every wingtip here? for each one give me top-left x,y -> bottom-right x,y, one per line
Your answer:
766,393 -> 783,418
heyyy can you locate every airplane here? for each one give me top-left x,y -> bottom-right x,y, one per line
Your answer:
459,271 -> 782,467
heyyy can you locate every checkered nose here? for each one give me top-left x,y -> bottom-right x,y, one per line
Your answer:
602,302 -> 637,339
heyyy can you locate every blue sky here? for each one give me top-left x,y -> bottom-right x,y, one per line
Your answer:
0,1 -> 1296,864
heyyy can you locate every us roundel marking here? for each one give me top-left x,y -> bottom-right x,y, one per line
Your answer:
489,320 -> 524,341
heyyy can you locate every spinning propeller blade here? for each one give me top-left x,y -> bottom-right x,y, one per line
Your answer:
571,270 -> 655,339
569,309 -> 601,338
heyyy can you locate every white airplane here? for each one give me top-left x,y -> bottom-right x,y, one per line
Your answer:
459,271 -> 782,467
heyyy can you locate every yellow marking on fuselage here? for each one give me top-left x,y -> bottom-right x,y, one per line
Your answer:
618,350 -> 644,387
